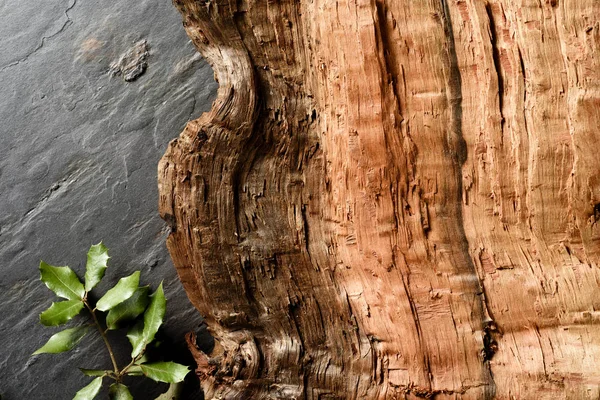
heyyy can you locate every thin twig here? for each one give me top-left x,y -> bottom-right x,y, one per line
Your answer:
84,300 -> 120,378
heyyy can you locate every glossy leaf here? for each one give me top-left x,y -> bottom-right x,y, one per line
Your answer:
140,283 -> 166,352
73,377 -> 103,400
39,262 -> 85,301
125,365 -> 143,376
40,299 -> 84,326
33,326 -> 88,355
130,283 -> 166,358
134,353 -> 149,365
108,383 -> 133,400
106,286 -> 150,330
84,243 -> 110,292
127,320 -> 145,358
154,383 -> 183,400
79,368 -> 108,377
95,271 -> 140,312
140,362 -> 190,383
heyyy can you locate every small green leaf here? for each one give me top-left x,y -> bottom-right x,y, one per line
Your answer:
79,368 -> 108,377
140,362 -> 190,383
140,283 -> 166,351
125,365 -> 143,376
154,383 -> 183,400
129,283 -> 166,358
106,286 -> 150,330
134,353 -> 149,365
33,326 -> 88,355
40,299 -> 84,326
39,262 -> 85,301
127,320 -> 145,358
108,383 -> 133,400
73,377 -> 103,400
84,243 -> 110,292
95,271 -> 140,312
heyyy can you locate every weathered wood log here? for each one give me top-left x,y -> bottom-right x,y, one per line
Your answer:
158,0 -> 600,398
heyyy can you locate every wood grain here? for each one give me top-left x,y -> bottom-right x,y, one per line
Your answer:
159,0 -> 600,398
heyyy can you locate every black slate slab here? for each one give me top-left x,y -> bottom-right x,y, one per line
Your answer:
0,0 -> 217,398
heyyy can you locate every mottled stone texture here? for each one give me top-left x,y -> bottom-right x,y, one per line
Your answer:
0,0 -> 217,398
160,0 -> 600,399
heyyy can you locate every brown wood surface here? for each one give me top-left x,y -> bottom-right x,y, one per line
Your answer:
158,0 -> 600,398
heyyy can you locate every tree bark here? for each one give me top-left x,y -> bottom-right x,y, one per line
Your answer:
158,0 -> 600,398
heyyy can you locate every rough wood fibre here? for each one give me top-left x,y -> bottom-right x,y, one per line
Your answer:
159,0 -> 600,398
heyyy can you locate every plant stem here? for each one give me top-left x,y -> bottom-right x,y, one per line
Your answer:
84,300 -> 120,377
120,352 -> 143,376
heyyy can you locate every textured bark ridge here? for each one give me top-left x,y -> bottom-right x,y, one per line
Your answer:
158,0 -> 600,398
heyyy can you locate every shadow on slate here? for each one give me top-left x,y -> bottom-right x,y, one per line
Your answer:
0,0 -> 218,398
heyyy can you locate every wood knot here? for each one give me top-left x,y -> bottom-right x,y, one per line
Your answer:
482,321 -> 501,361
186,331 -> 217,379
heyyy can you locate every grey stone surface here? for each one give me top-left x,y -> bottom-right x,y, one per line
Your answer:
0,0 -> 217,398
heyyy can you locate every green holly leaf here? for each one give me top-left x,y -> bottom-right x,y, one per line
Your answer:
106,286 -> 150,330
39,262 -> 85,301
140,362 -> 190,383
40,299 -> 84,326
73,377 -> 103,400
134,353 -> 149,365
132,283 -> 166,358
79,368 -> 109,377
142,283 -> 166,344
33,326 -> 88,355
108,383 -> 133,400
84,243 -> 110,292
95,271 -> 140,312
154,383 -> 183,400
127,320 -> 145,358
125,365 -> 143,376
126,283 -> 166,358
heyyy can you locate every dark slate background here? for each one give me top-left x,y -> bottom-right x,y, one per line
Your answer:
0,0 -> 217,398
